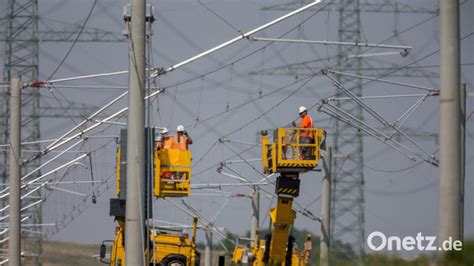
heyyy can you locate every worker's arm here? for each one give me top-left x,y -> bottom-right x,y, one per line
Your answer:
155,141 -> 162,150
184,131 -> 193,144
299,116 -> 310,128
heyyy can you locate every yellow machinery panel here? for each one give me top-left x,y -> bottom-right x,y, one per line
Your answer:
154,149 -> 192,197
109,226 -> 125,266
148,231 -> 197,265
232,245 -> 244,264
268,197 -> 296,263
262,128 -> 325,174
232,239 -> 301,266
115,146 -> 121,198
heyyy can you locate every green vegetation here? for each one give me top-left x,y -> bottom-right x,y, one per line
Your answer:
17,237 -> 474,265
197,228 -> 474,266
363,255 -> 431,266
438,239 -> 474,266
196,227 -> 355,264
23,241 -> 101,266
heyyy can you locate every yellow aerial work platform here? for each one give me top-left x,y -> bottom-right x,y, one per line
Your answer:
231,127 -> 326,266
262,128 -> 325,174
154,149 -> 192,198
103,129 -> 198,266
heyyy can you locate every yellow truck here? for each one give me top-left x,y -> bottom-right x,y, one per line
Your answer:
101,217 -> 200,266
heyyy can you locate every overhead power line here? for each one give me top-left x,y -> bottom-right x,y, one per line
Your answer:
47,0 -> 99,80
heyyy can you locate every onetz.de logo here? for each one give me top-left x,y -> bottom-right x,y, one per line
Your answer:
367,231 -> 462,251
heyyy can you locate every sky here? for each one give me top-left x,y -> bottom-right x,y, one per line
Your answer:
0,0 -> 473,258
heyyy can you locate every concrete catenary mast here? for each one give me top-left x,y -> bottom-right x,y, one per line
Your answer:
124,0 -> 147,264
438,0 -> 462,251
8,74 -> 22,266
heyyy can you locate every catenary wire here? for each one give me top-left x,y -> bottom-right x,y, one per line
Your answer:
47,0 -> 98,81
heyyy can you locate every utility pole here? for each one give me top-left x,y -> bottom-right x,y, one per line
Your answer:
205,226 -> 213,266
438,0 -> 461,251
124,0 -> 146,264
251,186 -> 260,241
320,147 -> 332,266
459,83 -> 466,239
8,74 -> 22,266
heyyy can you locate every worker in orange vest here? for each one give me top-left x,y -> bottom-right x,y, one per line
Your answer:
155,128 -> 173,150
171,125 -> 193,150
157,128 -> 174,179
292,106 -> 313,159
169,125 -> 193,180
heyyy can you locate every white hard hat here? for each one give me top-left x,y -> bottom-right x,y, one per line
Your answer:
177,125 -> 185,132
161,128 -> 169,134
299,106 -> 307,113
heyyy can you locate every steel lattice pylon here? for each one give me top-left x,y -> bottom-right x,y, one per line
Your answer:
2,0 -> 43,264
330,0 -> 365,262
256,1 -> 437,262
1,1 -> 125,264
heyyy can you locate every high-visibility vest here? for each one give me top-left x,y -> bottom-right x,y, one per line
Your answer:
170,135 -> 189,150
162,137 -> 173,149
298,114 -> 313,138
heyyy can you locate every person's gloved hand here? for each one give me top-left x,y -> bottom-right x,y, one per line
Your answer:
291,121 -> 297,127
184,131 -> 189,136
